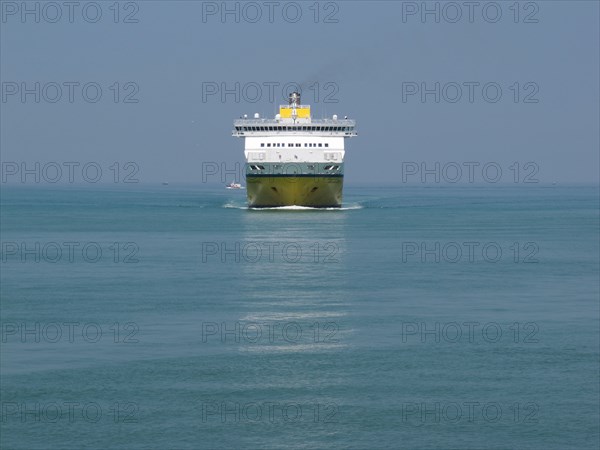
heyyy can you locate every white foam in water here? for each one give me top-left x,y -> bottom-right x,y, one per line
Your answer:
223,202 -> 363,211
223,202 -> 244,209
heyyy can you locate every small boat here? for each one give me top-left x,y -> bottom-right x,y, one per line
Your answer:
226,182 -> 244,190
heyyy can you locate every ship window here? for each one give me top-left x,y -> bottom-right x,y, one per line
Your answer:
288,143 -> 293,147
325,143 -> 329,147
261,143 -> 264,147
257,165 -> 265,170
268,143 -> 272,147
318,143 -> 322,147
304,143 -> 307,147
296,143 -> 301,147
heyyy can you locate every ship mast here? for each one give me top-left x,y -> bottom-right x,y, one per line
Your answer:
289,91 -> 300,123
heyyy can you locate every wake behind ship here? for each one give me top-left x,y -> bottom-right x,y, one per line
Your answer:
232,92 -> 357,207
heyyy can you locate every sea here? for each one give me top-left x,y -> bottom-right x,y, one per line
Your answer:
1,183 -> 598,449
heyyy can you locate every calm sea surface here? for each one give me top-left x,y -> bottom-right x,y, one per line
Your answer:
1,184 -> 598,449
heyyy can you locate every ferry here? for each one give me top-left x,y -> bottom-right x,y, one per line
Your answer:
232,92 -> 357,207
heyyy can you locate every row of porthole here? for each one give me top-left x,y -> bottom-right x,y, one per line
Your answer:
236,126 -> 352,132
260,143 -> 330,148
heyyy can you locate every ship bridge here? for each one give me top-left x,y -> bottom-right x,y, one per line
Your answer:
232,91 -> 357,137
232,118 -> 357,137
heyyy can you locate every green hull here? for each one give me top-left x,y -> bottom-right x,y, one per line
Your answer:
246,175 -> 343,207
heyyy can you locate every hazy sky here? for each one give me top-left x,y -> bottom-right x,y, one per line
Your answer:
1,1 -> 599,184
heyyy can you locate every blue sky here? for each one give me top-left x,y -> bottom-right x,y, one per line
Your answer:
1,1 -> 598,184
